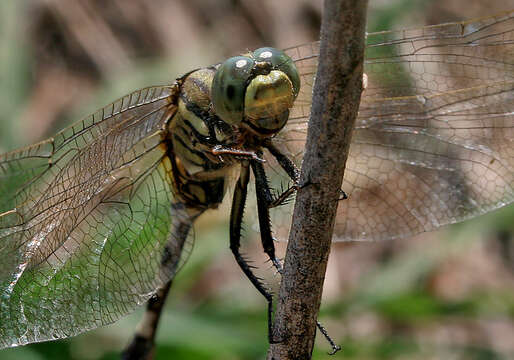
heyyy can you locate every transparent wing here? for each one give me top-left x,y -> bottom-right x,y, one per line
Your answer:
0,86 -> 194,348
274,10 -> 514,241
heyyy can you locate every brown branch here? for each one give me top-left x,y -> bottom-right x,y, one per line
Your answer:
267,0 -> 368,359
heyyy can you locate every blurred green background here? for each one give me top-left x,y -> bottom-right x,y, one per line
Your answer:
1,0 -> 514,359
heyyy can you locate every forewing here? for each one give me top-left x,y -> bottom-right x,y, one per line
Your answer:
0,86 -> 193,348
275,10 -> 514,241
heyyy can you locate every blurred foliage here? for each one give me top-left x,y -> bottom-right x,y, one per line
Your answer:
1,0 -> 514,359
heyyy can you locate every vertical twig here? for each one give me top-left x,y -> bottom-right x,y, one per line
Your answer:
267,0 -> 368,358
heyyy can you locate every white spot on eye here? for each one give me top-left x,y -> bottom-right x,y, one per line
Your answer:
260,51 -> 273,59
416,95 -> 427,105
236,59 -> 248,68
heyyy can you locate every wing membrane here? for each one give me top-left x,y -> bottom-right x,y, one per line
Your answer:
276,10 -> 514,241
0,86 -> 193,348
0,86 -> 173,215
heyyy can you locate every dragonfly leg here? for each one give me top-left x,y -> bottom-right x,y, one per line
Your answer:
266,141 -> 348,206
262,142 -> 300,209
250,157 -> 283,273
230,162 -> 281,343
264,141 -> 300,182
254,155 -> 342,348
211,145 -> 265,163
262,144 -> 342,354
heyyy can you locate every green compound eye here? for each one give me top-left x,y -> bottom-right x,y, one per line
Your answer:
212,48 -> 300,134
253,47 -> 300,97
212,56 -> 255,125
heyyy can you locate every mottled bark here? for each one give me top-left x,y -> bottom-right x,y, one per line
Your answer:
267,0 -> 368,358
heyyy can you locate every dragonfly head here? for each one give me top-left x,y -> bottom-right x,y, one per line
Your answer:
212,47 -> 300,137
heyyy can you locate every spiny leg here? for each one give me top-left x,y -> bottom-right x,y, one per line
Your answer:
265,141 -> 347,206
264,141 -> 300,209
230,162 -> 278,343
250,156 -> 284,273
264,141 -> 300,182
122,203 -> 196,360
263,143 -> 342,354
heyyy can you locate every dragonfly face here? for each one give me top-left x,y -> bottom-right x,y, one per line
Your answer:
212,47 -> 300,134
1,10 -> 513,351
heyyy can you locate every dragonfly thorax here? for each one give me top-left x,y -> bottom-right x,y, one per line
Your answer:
166,67 -> 234,209
166,47 -> 300,210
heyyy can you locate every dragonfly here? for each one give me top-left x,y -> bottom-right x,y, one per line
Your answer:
1,9 -> 513,354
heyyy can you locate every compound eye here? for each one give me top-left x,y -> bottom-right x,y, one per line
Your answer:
212,56 -> 255,125
253,47 -> 300,97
